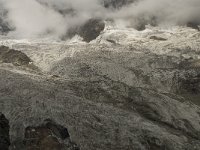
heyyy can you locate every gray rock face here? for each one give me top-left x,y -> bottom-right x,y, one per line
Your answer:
0,113 -> 10,150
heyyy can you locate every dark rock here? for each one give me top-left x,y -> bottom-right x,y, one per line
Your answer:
65,26 -> 79,39
78,19 -> 105,42
0,45 -> 32,66
150,36 -> 167,41
24,119 -> 79,150
134,16 -> 158,31
187,22 -> 200,31
102,0 -> 136,9
44,119 -> 70,140
135,23 -> 146,31
0,113 -> 10,150
57,8 -> 76,16
106,39 -> 118,44
65,18 -> 105,42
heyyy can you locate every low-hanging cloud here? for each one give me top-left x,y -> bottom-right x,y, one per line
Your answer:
1,0 -> 67,38
110,0 -> 200,27
0,0 -> 200,39
0,0 -> 106,38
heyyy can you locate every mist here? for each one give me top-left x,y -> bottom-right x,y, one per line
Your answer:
0,0 -> 106,38
111,0 -> 200,28
0,0 -> 200,39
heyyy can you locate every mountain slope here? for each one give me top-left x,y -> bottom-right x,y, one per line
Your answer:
0,25 -> 200,149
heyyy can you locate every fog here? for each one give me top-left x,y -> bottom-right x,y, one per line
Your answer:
111,0 -> 200,28
0,0 -> 200,38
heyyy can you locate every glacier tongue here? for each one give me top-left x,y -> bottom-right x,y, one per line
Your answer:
0,25 -> 200,150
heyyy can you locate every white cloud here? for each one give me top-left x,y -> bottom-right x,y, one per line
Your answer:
0,0 -> 200,38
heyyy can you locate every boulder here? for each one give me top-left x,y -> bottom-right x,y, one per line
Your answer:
0,46 -> 32,66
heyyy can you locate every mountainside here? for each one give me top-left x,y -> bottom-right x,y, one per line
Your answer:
0,23 -> 200,150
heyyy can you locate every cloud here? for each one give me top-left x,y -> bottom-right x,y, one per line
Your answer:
0,0 -> 200,39
1,0 -> 68,38
109,0 -> 200,27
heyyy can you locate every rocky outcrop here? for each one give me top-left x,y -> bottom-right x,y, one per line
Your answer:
0,113 -> 10,150
24,119 -> 79,150
78,19 -> 105,42
66,18 -> 105,42
0,46 -> 32,66
187,22 -> 200,31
